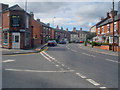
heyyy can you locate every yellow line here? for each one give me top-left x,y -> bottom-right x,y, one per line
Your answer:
3,47 -> 49,56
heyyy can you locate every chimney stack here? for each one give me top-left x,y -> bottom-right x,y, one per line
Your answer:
110,10 -> 118,18
73,27 -> 76,32
56,25 -> 59,29
30,12 -> 34,18
80,28 -> 82,31
66,28 -> 68,31
47,23 -> 50,27
106,12 -> 110,18
61,27 -> 63,30
37,19 -> 40,22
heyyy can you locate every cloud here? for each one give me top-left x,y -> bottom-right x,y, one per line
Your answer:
1,1 -> 118,31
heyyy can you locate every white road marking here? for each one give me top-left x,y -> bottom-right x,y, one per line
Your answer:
71,49 -> 77,52
56,65 -> 59,67
42,52 -> 57,61
86,79 -> 100,86
5,69 -> 74,73
82,53 -> 96,57
40,53 -> 51,62
62,64 -> 65,66
105,59 -> 118,63
99,87 -> 107,89
76,73 -> 86,79
2,59 -> 15,63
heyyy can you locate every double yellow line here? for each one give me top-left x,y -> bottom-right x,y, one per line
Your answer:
3,47 -> 49,56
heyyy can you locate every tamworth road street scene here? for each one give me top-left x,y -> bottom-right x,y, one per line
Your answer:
1,1 -> 120,90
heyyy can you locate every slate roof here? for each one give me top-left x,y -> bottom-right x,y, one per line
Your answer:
4,4 -> 24,12
97,14 -> 120,27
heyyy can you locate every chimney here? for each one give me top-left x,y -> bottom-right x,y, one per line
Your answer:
106,12 -> 110,18
110,10 -> 118,18
61,27 -> 63,30
56,25 -> 59,29
66,28 -> 68,31
37,19 -> 40,22
30,12 -> 34,18
80,28 -> 82,31
47,23 -> 50,27
73,27 -> 76,32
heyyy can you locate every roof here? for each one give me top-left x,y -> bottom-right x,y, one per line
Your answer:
97,14 -> 120,27
4,4 -> 24,11
68,31 -> 77,34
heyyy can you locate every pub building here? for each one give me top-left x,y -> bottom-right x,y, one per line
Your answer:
2,4 -> 32,49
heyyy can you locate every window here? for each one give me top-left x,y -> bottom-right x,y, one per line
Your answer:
107,24 -> 110,32
109,36 -> 117,44
102,26 -> 104,34
98,28 -> 100,34
15,36 -> 19,43
3,31 -> 8,45
11,15 -> 20,27
114,22 -> 116,31
35,35 -> 37,38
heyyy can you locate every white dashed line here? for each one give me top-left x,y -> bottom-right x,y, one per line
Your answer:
76,73 -> 86,79
86,79 -> 100,86
82,53 -> 96,57
105,59 -> 118,63
5,69 -> 74,73
99,87 -> 107,89
2,59 -> 15,63
62,64 -> 65,66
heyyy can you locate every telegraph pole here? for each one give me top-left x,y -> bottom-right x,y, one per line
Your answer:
112,0 -> 115,51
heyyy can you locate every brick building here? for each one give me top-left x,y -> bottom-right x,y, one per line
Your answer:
0,3 -> 9,47
2,4 -> 32,49
52,26 -> 70,43
95,10 -> 120,51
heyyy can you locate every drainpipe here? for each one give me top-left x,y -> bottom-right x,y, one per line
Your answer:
112,0 -> 115,51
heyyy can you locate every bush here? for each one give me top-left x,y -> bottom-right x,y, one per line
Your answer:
69,41 -> 72,43
92,41 -> 102,47
73,40 -> 76,43
84,41 -> 87,46
109,44 -> 112,50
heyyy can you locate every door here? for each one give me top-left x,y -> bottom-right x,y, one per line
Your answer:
12,33 -> 20,49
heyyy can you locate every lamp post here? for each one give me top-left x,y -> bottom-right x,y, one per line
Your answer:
112,0 -> 115,51
53,16 -> 56,28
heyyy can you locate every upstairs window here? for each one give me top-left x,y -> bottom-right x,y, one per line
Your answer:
98,28 -> 100,34
114,22 -> 116,32
11,15 -> 20,27
102,26 -> 104,34
107,24 -> 110,32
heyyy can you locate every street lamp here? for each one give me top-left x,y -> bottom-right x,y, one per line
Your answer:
112,0 -> 115,51
53,16 -> 56,28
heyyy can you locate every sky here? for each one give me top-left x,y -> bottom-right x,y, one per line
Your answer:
0,0 -> 120,31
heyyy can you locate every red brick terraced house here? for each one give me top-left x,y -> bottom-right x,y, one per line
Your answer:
2,4 -> 32,49
1,4 -> 53,49
96,11 -> 120,51
52,26 -> 70,43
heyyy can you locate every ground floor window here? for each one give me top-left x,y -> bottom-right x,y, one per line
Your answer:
119,37 -> 120,46
109,36 -> 117,44
3,31 -> 8,45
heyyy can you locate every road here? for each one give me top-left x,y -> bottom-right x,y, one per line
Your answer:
2,44 -> 118,89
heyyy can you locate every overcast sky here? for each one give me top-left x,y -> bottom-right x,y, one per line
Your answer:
0,0 -> 120,31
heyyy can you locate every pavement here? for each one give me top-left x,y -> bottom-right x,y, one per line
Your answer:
1,44 -> 47,55
78,44 -> 118,56
2,43 -> 119,89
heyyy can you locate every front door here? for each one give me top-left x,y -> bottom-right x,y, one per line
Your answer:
12,33 -> 20,49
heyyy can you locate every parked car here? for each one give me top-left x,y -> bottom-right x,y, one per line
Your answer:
59,40 -> 66,44
80,41 -> 84,43
76,40 -> 80,43
47,40 -> 57,46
